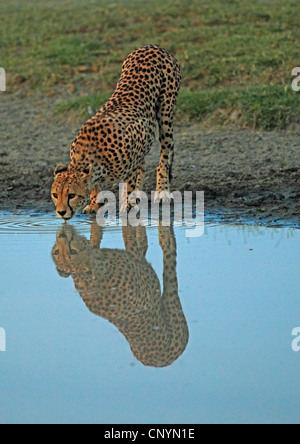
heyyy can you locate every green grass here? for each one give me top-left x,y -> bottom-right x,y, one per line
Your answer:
1,0 -> 300,129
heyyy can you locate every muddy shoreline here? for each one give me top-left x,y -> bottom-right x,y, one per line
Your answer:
0,94 -> 299,227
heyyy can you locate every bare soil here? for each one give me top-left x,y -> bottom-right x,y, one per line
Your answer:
0,93 -> 299,227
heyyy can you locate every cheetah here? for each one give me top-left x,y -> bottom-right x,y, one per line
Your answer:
51,45 -> 181,220
52,223 -> 189,367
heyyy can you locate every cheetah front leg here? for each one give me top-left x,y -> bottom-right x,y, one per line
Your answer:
120,163 -> 146,213
90,220 -> 103,249
83,185 -> 101,214
123,225 -> 148,258
135,162 -> 146,192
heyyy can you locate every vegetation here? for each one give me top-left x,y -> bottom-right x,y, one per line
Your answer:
1,0 -> 300,129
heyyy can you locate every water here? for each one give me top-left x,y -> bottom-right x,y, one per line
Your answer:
0,214 -> 299,424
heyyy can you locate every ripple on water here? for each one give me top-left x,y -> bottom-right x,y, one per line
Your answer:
0,213 -> 93,235
0,209 -> 196,236
0,213 -> 156,236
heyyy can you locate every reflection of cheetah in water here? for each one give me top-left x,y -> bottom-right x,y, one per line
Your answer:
51,45 -> 181,220
52,223 -> 189,367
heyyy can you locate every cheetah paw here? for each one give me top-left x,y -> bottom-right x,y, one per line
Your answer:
128,190 -> 147,206
120,201 -> 129,214
83,204 -> 99,215
120,193 -> 143,213
154,190 -> 174,204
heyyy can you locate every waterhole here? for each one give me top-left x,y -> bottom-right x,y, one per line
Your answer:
0,214 -> 299,424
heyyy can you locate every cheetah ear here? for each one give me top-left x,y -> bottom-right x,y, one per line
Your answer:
54,164 -> 68,176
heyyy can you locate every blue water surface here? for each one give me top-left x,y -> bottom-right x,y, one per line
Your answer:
0,214 -> 299,424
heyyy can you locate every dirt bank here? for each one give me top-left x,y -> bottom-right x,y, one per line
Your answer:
0,94 -> 299,227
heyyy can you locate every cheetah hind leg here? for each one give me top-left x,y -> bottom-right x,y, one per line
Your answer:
154,113 -> 175,204
83,185 -> 101,214
154,63 -> 180,204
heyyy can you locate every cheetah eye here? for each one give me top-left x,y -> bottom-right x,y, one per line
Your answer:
53,249 -> 59,256
52,193 -> 58,199
70,248 -> 78,255
69,194 -> 76,199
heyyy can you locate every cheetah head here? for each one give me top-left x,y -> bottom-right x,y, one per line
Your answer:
52,225 -> 92,277
51,164 -> 92,220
